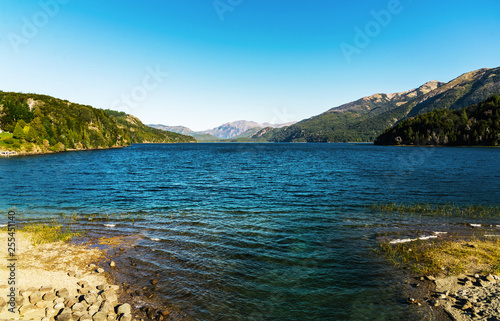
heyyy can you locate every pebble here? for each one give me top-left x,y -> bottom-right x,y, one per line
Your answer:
462,301 -> 473,310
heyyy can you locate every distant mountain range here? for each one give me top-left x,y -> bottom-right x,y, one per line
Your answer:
252,67 -> 500,142
149,121 -> 295,141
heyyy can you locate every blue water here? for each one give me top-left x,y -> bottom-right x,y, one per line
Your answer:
1,143 -> 499,320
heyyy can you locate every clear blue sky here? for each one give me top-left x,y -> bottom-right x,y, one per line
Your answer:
1,0 -> 499,131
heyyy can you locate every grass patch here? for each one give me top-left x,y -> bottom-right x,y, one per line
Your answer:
377,237 -> 500,276
22,222 -> 81,245
370,203 -> 500,219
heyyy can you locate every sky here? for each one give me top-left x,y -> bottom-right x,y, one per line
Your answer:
0,0 -> 499,131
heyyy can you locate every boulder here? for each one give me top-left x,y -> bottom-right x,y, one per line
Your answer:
72,302 -> 85,312
57,288 -> 70,298
29,291 -> 43,304
92,311 -> 107,321
65,298 -> 77,308
97,284 -> 109,291
119,313 -> 132,321
80,314 -> 93,321
40,285 -> 53,293
84,293 -> 98,305
19,304 -> 38,315
101,290 -> 117,303
56,312 -> 74,321
54,302 -> 65,310
43,292 -> 56,301
35,301 -> 50,309
116,303 -> 131,315
99,300 -> 114,314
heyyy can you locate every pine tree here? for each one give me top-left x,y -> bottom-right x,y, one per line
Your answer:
13,122 -> 25,139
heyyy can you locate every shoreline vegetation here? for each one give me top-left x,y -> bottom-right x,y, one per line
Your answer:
0,223 -> 170,321
373,203 -> 500,320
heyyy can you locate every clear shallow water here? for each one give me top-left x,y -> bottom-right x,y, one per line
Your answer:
1,143 -> 499,320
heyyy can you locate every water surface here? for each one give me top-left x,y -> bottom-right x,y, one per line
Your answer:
1,143 -> 499,320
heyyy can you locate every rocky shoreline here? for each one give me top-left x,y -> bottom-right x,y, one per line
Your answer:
0,232 -> 174,321
403,272 -> 500,321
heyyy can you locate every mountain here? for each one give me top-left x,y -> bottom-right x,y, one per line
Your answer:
374,95 -> 500,146
0,91 -> 195,155
149,120 -> 296,140
200,120 -> 268,139
253,67 -> 500,142
148,124 -> 220,142
148,124 -> 194,136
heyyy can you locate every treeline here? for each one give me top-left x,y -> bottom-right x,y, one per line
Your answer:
374,95 -> 500,146
0,92 -> 129,152
0,91 -> 195,153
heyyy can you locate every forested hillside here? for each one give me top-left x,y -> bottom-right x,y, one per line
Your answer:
253,67 -> 500,142
0,91 -> 195,154
374,95 -> 500,146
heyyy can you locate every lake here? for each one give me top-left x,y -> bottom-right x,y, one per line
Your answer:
1,143 -> 499,320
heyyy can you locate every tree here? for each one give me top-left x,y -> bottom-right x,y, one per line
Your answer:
13,122 -> 25,139
24,126 -> 38,142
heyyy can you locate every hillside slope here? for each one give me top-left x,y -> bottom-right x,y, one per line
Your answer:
254,67 -> 500,142
374,95 -> 500,146
0,91 -> 195,155
104,111 -> 196,144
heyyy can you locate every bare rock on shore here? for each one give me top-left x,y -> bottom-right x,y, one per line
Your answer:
433,273 -> 500,321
